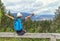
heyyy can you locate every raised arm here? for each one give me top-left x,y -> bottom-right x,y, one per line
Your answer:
5,14 -> 14,19
24,13 -> 34,20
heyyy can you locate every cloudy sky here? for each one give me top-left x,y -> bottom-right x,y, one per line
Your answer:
2,0 -> 60,15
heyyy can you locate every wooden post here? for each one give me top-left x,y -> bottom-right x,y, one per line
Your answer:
50,38 -> 56,41
50,35 -> 56,41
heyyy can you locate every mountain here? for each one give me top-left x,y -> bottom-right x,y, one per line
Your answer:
10,12 -> 55,21
32,15 -> 55,21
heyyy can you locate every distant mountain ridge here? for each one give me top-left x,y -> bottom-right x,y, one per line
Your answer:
32,15 -> 55,21
10,12 -> 55,21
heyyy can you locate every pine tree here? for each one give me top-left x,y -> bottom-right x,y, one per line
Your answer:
54,7 -> 60,29
50,7 -> 60,32
0,0 -> 5,27
0,0 -> 7,31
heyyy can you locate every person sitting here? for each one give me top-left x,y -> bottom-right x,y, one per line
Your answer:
5,12 -> 34,35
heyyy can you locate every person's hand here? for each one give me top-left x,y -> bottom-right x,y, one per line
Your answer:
31,13 -> 34,16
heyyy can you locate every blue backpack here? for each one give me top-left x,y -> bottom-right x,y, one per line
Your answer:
14,18 -> 23,31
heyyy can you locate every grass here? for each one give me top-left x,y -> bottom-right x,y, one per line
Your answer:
0,38 -> 49,41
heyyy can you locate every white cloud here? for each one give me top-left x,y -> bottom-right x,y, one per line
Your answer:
2,0 -> 60,15
32,0 -> 60,15
2,0 -> 21,3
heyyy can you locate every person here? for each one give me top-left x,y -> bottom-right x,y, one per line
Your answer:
5,12 -> 34,35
